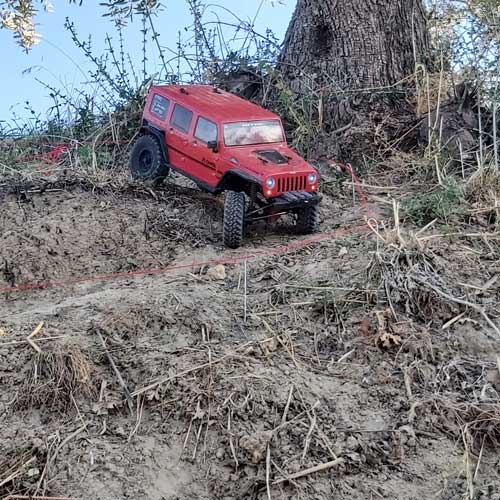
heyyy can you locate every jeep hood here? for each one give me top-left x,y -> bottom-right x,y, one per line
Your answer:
225,145 -> 314,177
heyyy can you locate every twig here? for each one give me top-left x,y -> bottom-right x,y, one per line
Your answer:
0,456 -> 36,487
227,410 -> 239,468
192,421 -> 204,460
418,232 -> 500,242
6,497 -> 79,500
271,459 -> 300,488
273,458 -> 344,484
281,385 -> 294,426
301,411 -> 317,461
336,349 -> 355,364
128,395 -> 144,442
96,330 -> 134,413
70,393 -> 88,435
244,259 -> 248,323
132,340 -> 258,397
36,425 -> 86,493
26,321 -> 44,353
417,279 -> 500,338
0,335 -> 67,348
442,312 -> 466,330
344,181 -> 400,191
266,445 -> 272,500
273,401 -> 320,435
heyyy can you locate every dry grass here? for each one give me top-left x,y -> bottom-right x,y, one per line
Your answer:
14,346 -> 97,412
367,202 -> 499,335
452,401 -> 500,449
466,165 -> 500,225
411,67 -> 456,119
0,444 -> 45,498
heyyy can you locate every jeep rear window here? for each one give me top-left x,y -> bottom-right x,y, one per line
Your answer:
150,94 -> 170,120
171,104 -> 193,133
195,117 -> 217,143
223,120 -> 283,146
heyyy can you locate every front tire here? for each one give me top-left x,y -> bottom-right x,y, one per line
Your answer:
223,191 -> 246,249
296,204 -> 320,234
129,135 -> 170,181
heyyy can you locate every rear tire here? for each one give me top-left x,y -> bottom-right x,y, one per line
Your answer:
223,191 -> 246,249
296,204 -> 320,234
129,134 -> 170,181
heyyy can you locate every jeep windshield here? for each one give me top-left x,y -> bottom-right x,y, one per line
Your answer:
223,120 -> 283,146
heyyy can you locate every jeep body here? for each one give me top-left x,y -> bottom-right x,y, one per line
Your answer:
130,85 -> 321,248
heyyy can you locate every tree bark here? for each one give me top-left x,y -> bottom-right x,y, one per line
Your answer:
279,0 -> 430,152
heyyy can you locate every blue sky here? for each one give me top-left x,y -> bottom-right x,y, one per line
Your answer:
0,0 -> 294,127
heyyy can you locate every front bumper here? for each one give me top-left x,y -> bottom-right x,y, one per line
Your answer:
245,191 -> 320,223
268,191 -> 321,211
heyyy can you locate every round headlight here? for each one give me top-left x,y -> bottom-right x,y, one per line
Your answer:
307,173 -> 317,184
266,177 -> 276,189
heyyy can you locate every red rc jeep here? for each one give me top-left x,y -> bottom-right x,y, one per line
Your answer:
130,85 -> 320,248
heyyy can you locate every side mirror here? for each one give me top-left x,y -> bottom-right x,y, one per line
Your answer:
207,140 -> 218,153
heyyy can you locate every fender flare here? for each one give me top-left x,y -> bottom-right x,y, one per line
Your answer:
141,121 -> 169,163
216,169 -> 261,193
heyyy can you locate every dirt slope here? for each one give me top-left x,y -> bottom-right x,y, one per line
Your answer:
1,174 -> 499,500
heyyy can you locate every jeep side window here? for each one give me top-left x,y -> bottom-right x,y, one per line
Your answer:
171,104 -> 193,134
194,117 -> 217,144
150,94 -> 170,120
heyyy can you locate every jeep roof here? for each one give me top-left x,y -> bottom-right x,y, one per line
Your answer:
149,84 -> 279,123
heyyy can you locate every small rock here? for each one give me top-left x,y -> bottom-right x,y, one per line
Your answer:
207,264 -> 226,281
31,437 -> 44,449
398,425 -> 416,447
347,452 -> 362,463
346,436 -> 359,451
27,468 -> 40,478
338,247 -> 348,257
486,368 -> 500,391
115,426 -> 126,436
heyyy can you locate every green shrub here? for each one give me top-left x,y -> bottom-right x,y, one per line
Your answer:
404,179 -> 465,225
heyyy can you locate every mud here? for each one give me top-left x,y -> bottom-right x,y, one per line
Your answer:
1,172 -> 500,500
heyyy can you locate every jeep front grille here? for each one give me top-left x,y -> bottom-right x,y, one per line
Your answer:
277,175 -> 307,193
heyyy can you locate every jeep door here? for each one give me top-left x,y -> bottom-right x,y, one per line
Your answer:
188,115 -> 222,187
167,104 -> 218,188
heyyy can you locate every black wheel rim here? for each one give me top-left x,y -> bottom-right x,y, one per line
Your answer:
138,149 -> 153,173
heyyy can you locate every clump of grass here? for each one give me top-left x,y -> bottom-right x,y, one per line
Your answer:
466,164 -> 500,225
367,201 -> 463,323
403,178 -> 465,225
435,399 -> 500,451
14,346 -> 97,412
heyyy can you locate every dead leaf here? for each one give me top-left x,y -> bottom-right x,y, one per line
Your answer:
376,332 -> 402,350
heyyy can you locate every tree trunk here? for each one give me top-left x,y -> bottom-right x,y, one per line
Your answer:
279,0 -> 430,156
